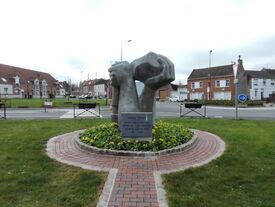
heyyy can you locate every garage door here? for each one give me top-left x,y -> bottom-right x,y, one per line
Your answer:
214,92 -> 231,100
190,92 -> 203,100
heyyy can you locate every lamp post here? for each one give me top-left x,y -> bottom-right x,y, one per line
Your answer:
120,40 -> 132,62
208,50 -> 213,100
233,63 -> 239,120
27,81 -> 30,99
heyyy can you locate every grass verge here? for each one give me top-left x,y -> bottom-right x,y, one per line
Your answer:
163,118 -> 275,207
1,118 -> 275,207
1,98 -> 107,108
0,119 -> 108,207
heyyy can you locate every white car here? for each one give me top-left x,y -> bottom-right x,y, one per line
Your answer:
169,96 -> 180,102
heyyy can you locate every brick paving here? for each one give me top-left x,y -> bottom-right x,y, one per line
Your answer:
46,129 -> 225,207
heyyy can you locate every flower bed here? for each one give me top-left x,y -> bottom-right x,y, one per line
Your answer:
79,121 -> 193,152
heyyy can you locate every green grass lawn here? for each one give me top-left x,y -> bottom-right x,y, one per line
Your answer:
0,119 -> 109,207
163,118 -> 275,207
0,118 -> 275,207
1,98 -> 107,108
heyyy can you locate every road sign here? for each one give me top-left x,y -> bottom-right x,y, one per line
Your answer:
238,94 -> 247,102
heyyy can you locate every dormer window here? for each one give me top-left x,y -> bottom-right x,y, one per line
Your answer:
14,75 -> 20,87
41,80 -> 47,97
34,78 -> 40,97
1,77 -> 7,83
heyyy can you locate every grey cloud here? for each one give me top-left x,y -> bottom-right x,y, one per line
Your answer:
172,35 -> 275,83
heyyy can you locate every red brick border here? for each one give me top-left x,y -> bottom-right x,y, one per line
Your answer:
46,130 -> 225,207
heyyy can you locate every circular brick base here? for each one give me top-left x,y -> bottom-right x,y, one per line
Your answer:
46,129 -> 225,207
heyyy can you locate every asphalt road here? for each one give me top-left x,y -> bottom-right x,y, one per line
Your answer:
1,102 -> 275,120
157,102 -> 275,120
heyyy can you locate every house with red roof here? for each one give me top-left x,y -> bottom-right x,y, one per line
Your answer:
187,57 -> 247,101
0,63 -> 64,98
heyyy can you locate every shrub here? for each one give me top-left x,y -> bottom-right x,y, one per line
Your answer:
198,99 -> 264,107
79,121 -> 193,151
246,100 -> 264,106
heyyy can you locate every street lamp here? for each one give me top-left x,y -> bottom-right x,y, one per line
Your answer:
233,63 -> 239,120
120,40 -> 132,62
208,50 -> 213,100
27,81 -> 30,99
79,70 -> 83,95
209,50 -> 212,68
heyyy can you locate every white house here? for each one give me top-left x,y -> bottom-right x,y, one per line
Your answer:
177,84 -> 188,100
247,69 -> 275,100
94,79 -> 108,98
0,77 -> 13,97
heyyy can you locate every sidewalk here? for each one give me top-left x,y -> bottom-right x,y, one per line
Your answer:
46,130 -> 225,207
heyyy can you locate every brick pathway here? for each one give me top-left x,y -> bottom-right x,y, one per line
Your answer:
46,130 -> 225,207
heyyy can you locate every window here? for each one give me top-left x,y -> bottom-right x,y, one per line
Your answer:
271,80 -> 275,86
261,88 -> 264,99
199,82 -> 203,88
253,78 -> 258,86
4,88 -> 8,94
263,79 -> 266,86
191,81 -> 203,89
14,75 -> 20,85
41,80 -> 47,97
34,79 -> 40,97
214,92 -> 231,100
215,80 -> 220,87
1,77 -> 7,83
255,88 -> 258,98
226,80 -> 230,87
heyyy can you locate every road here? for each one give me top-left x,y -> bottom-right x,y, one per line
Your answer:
157,102 -> 275,120
1,102 -> 275,120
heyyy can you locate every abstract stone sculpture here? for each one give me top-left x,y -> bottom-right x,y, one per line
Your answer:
109,52 -> 175,124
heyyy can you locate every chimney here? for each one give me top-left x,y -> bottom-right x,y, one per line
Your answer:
238,55 -> 243,66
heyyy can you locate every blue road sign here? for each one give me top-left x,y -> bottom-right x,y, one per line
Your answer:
238,94 -> 247,102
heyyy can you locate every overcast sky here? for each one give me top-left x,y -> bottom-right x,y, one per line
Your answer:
0,0 -> 275,84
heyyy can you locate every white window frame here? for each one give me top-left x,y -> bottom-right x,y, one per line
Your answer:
226,80 -> 230,87
34,79 -> 40,97
215,80 -> 220,87
199,82 -> 203,88
255,88 -> 258,98
41,80 -> 47,97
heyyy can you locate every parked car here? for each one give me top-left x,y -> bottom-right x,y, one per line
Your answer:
78,95 -> 86,99
169,96 -> 184,102
84,95 -> 93,99
79,94 -> 93,99
169,96 -> 180,102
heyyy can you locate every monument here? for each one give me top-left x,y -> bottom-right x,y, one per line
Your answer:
109,52 -> 175,140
